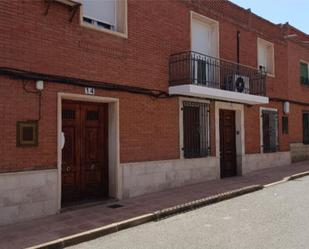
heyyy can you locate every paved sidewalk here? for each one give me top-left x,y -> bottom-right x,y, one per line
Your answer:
1,161 -> 309,249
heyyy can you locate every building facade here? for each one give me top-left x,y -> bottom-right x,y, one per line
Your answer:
0,0 -> 309,225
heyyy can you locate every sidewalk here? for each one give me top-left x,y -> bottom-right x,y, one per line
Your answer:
1,161 -> 309,249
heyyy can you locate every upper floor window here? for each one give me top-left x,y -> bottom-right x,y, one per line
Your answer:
300,61 -> 309,85
79,0 -> 127,37
257,38 -> 275,76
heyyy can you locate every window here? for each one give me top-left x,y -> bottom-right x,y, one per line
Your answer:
282,116 -> 288,134
300,61 -> 309,85
257,38 -> 274,76
261,109 -> 278,153
79,0 -> 127,37
303,112 -> 309,144
182,101 -> 209,158
191,12 -> 219,85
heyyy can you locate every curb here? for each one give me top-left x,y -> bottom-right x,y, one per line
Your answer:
25,214 -> 155,249
288,171 -> 309,180
26,185 -> 263,249
154,184 -> 263,220
264,170 -> 309,187
25,170 -> 309,249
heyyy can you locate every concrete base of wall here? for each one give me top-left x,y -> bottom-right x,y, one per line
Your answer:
290,143 -> 309,162
241,151 -> 291,175
0,152 -> 294,225
0,169 -> 58,226
122,157 -> 220,198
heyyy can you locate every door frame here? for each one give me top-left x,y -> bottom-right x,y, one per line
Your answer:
57,93 -> 120,211
215,101 -> 245,176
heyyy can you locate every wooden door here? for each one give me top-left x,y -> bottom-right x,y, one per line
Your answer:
62,102 -> 81,202
62,101 -> 108,204
220,110 -> 237,178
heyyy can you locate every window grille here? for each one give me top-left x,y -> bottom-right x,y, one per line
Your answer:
303,112 -> 309,144
183,101 -> 210,158
262,110 -> 278,153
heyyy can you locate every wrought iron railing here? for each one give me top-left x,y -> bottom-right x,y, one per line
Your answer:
169,51 -> 267,96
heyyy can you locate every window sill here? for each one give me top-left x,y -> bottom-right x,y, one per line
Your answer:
81,22 -> 128,39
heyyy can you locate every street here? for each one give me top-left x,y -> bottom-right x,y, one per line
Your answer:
67,176 -> 309,249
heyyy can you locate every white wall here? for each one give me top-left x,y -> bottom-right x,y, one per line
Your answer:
122,157 -> 220,198
242,152 -> 291,175
0,169 -> 58,226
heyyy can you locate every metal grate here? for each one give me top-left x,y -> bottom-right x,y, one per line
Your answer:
107,204 -> 123,209
282,116 -> 289,134
303,113 -> 309,144
62,109 -> 75,120
262,110 -> 278,153
183,101 -> 209,158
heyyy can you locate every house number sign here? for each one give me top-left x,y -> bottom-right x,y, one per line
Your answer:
85,87 -> 95,95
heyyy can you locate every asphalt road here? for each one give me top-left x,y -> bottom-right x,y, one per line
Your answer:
67,176 -> 309,249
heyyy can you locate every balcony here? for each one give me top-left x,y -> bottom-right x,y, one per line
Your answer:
169,51 -> 269,105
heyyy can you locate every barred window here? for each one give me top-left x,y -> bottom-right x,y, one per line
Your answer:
303,112 -> 309,144
282,116 -> 289,134
262,110 -> 278,153
182,101 -> 210,158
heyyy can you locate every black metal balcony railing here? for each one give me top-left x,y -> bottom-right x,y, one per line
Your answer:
169,51 -> 267,96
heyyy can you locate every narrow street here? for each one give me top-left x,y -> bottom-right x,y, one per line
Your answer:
68,176 -> 309,249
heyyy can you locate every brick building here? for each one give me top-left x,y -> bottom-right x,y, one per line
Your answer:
0,0 -> 308,225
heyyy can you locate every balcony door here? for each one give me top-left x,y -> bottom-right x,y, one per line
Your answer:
191,13 -> 219,86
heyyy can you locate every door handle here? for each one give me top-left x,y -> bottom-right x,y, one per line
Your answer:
61,132 -> 65,150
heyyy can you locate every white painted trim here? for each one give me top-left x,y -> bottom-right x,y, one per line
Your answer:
300,59 -> 309,65
215,101 -> 245,175
190,11 -> 220,58
57,93 -> 121,211
259,107 -> 278,154
178,97 -> 210,159
169,84 -> 269,105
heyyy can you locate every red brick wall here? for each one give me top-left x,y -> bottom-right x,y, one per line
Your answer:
0,77 -> 180,172
0,0 -> 308,171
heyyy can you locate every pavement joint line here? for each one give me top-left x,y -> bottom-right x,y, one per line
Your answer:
25,170 -> 309,249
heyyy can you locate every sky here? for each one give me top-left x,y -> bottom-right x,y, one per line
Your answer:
230,0 -> 309,34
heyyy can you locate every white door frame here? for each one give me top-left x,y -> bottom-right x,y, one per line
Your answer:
57,93 -> 121,211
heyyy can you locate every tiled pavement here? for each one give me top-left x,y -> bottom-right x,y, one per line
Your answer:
1,161 -> 309,249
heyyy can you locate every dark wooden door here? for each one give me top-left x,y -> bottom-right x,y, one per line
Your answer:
62,101 -> 108,204
220,110 -> 237,178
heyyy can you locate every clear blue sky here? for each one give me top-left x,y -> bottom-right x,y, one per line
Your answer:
230,0 -> 309,34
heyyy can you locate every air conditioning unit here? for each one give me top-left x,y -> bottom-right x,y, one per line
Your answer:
225,74 -> 250,93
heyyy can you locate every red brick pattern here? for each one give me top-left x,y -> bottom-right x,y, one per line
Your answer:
0,0 -> 308,171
